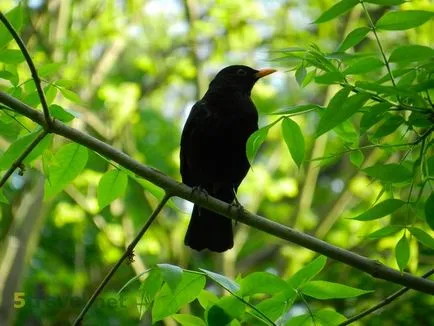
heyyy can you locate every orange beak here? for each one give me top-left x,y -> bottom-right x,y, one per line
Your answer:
254,68 -> 277,79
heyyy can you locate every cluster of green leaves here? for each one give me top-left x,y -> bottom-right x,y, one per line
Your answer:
118,256 -> 371,325
248,0 -> 434,273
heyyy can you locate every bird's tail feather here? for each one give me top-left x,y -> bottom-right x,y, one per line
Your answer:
184,187 -> 234,252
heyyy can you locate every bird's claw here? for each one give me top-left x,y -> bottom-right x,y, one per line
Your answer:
227,200 -> 244,221
191,186 -> 209,201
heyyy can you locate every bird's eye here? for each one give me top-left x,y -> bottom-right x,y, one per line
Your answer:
236,69 -> 247,76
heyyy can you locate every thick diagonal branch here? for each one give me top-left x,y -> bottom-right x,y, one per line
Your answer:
1,90 -> 434,295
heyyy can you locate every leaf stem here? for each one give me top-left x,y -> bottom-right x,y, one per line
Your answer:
359,1 -> 396,87
73,193 -> 171,325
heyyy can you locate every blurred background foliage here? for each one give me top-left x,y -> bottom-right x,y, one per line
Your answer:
0,0 -> 433,324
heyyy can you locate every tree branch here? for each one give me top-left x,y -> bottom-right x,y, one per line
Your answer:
73,193 -> 171,325
1,90 -> 434,295
0,11 -> 52,129
340,268 -> 434,325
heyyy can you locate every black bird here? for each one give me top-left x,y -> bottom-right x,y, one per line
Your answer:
180,65 -> 276,252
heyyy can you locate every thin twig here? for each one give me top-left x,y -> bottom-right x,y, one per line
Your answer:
0,11 -> 53,129
0,129 -> 48,188
2,91 -> 434,295
340,268 -> 434,325
73,193 -> 171,325
360,1 -> 396,87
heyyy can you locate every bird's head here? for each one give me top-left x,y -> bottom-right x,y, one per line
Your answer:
208,65 -> 276,94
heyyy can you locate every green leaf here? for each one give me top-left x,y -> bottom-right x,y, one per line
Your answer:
427,157 -> 434,177
288,256 -> 327,289
314,309 -> 347,325
0,131 -> 50,170
338,27 -> 371,52
408,227 -> 434,249
173,314 -> 206,326
425,193 -> 434,230
360,103 -> 391,132
295,66 -> 307,86
302,281 -> 372,299
281,118 -> 305,168
350,150 -> 364,167
0,49 -> 25,64
0,189 -> 8,204
157,264 -> 184,293
207,296 -> 245,326
389,45 -> 434,63
315,71 -> 345,84
152,272 -> 205,322
395,234 -> 410,271
351,199 -> 406,221
246,122 -> 275,164
286,309 -> 347,326
365,225 -> 403,239
376,10 -> 434,31
334,120 -> 358,145
343,57 -> 384,75
50,104 -> 76,122
365,0 -> 405,4
59,87 -> 83,104
0,6 -> 23,49
372,115 -> 404,139
363,163 -> 412,183
97,169 -> 128,209
316,92 -> 370,137
44,143 -> 88,198
137,269 -> 163,319
256,291 -> 296,321
270,104 -> 323,116
39,63 -> 63,77
199,268 -> 240,293
314,0 -> 359,24
239,272 -> 289,296
197,290 -> 218,309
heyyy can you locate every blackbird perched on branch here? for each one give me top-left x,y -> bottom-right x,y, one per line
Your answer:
180,65 -> 276,252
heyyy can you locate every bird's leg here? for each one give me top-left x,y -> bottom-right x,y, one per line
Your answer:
228,188 -> 244,222
190,186 -> 209,217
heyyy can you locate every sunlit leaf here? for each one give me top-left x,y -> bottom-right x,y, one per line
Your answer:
363,163 -> 412,183
199,268 -> 240,293
302,281 -> 372,299
314,0 -> 359,24
137,269 -> 163,319
389,45 -> 434,63
316,92 -> 369,137
351,199 -> 406,221
365,225 -> 403,239
281,118 -> 305,168
270,104 -> 323,116
239,272 -> 288,296
49,104 -> 76,122
59,87 -> 83,104
0,49 -> 25,64
338,27 -> 370,52
376,10 -> 434,31
97,169 -> 128,209
44,143 -> 88,198
295,66 -> 307,86
288,256 -> 327,289
350,150 -> 364,167
343,57 -> 384,75
157,264 -> 184,293
365,0 -> 405,4
395,234 -> 410,271
173,314 -> 205,326
408,227 -> 434,249
0,6 -> 23,49
152,272 -> 205,322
